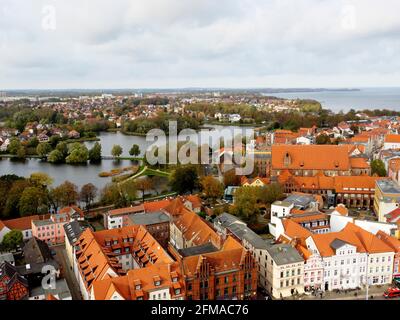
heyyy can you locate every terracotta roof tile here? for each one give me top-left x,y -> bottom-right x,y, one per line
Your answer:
385,134 -> 400,143
3,215 -> 41,230
272,145 -> 350,171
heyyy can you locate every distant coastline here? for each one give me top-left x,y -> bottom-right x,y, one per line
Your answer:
259,88 -> 360,94
0,87 -> 361,97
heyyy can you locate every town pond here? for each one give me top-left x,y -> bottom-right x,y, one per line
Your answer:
0,125 -> 255,189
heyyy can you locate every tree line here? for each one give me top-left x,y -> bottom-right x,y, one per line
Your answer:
0,173 -> 98,220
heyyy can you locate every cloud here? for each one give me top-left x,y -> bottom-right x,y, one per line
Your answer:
1,0 -> 400,89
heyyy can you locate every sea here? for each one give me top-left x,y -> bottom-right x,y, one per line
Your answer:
268,87 -> 400,112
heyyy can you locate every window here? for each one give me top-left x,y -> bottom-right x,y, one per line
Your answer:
175,289 -> 181,295
224,276 -> 229,284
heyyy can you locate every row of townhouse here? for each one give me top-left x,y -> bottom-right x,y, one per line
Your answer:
69,224 -> 257,300
273,202 -> 400,292
214,212 -> 304,299
0,206 -> 84,246
66,196 -> 258,300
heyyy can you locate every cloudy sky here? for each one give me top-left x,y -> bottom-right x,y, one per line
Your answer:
1,0 -> 400,89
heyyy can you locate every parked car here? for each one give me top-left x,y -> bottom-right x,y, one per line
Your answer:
383,287 -> 400,299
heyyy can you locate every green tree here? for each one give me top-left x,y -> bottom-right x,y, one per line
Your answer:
371,159 -> 387,177
66,143 -> 89,164
100,183 -> 127,207
7,138 -> 21,155
169,165 -> 199,194
1,230 -> 23,252
120,180 -> 138,204
48,149 -> 65,163
129,144 -> 141,157
259,183 -> 284,204
3,180 -> 31,217
111,144 -> 123,158
89,142 -> 102,162
16,146 -> 26,159
316,134 -> 331,145
36,142 -> 52,158
230,187 -> 260,224
19,186 -> 48,215
49,135 -> 61,148
56,141 -> 69,158
27,137 -> 39,148
30,172 -> 53,187
0,175 -> 24,219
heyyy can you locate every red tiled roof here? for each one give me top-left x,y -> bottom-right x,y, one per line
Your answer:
272,145 -> 350,171
3,215 -> 44,230
385,134 -> 400,143
385,208 -> 400,223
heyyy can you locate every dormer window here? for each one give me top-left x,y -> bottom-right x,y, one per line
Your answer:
153,276 -> 161,286
134,279 -> 141,290
284,152 -> 292,167
172,277 -> 178,283
334,161 -> 339,168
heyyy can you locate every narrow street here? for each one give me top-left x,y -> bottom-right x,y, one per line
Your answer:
52,245 -> 82,300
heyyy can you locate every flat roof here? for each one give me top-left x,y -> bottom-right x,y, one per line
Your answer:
30,279 -> 72,300
178,243 -> 219,257
376,179 -> 400,194
265,241 -> 304,266
285,194 -> 316,208
214,213 -> 269,249
128,211 -> 170,226
0,252 -> 14,264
